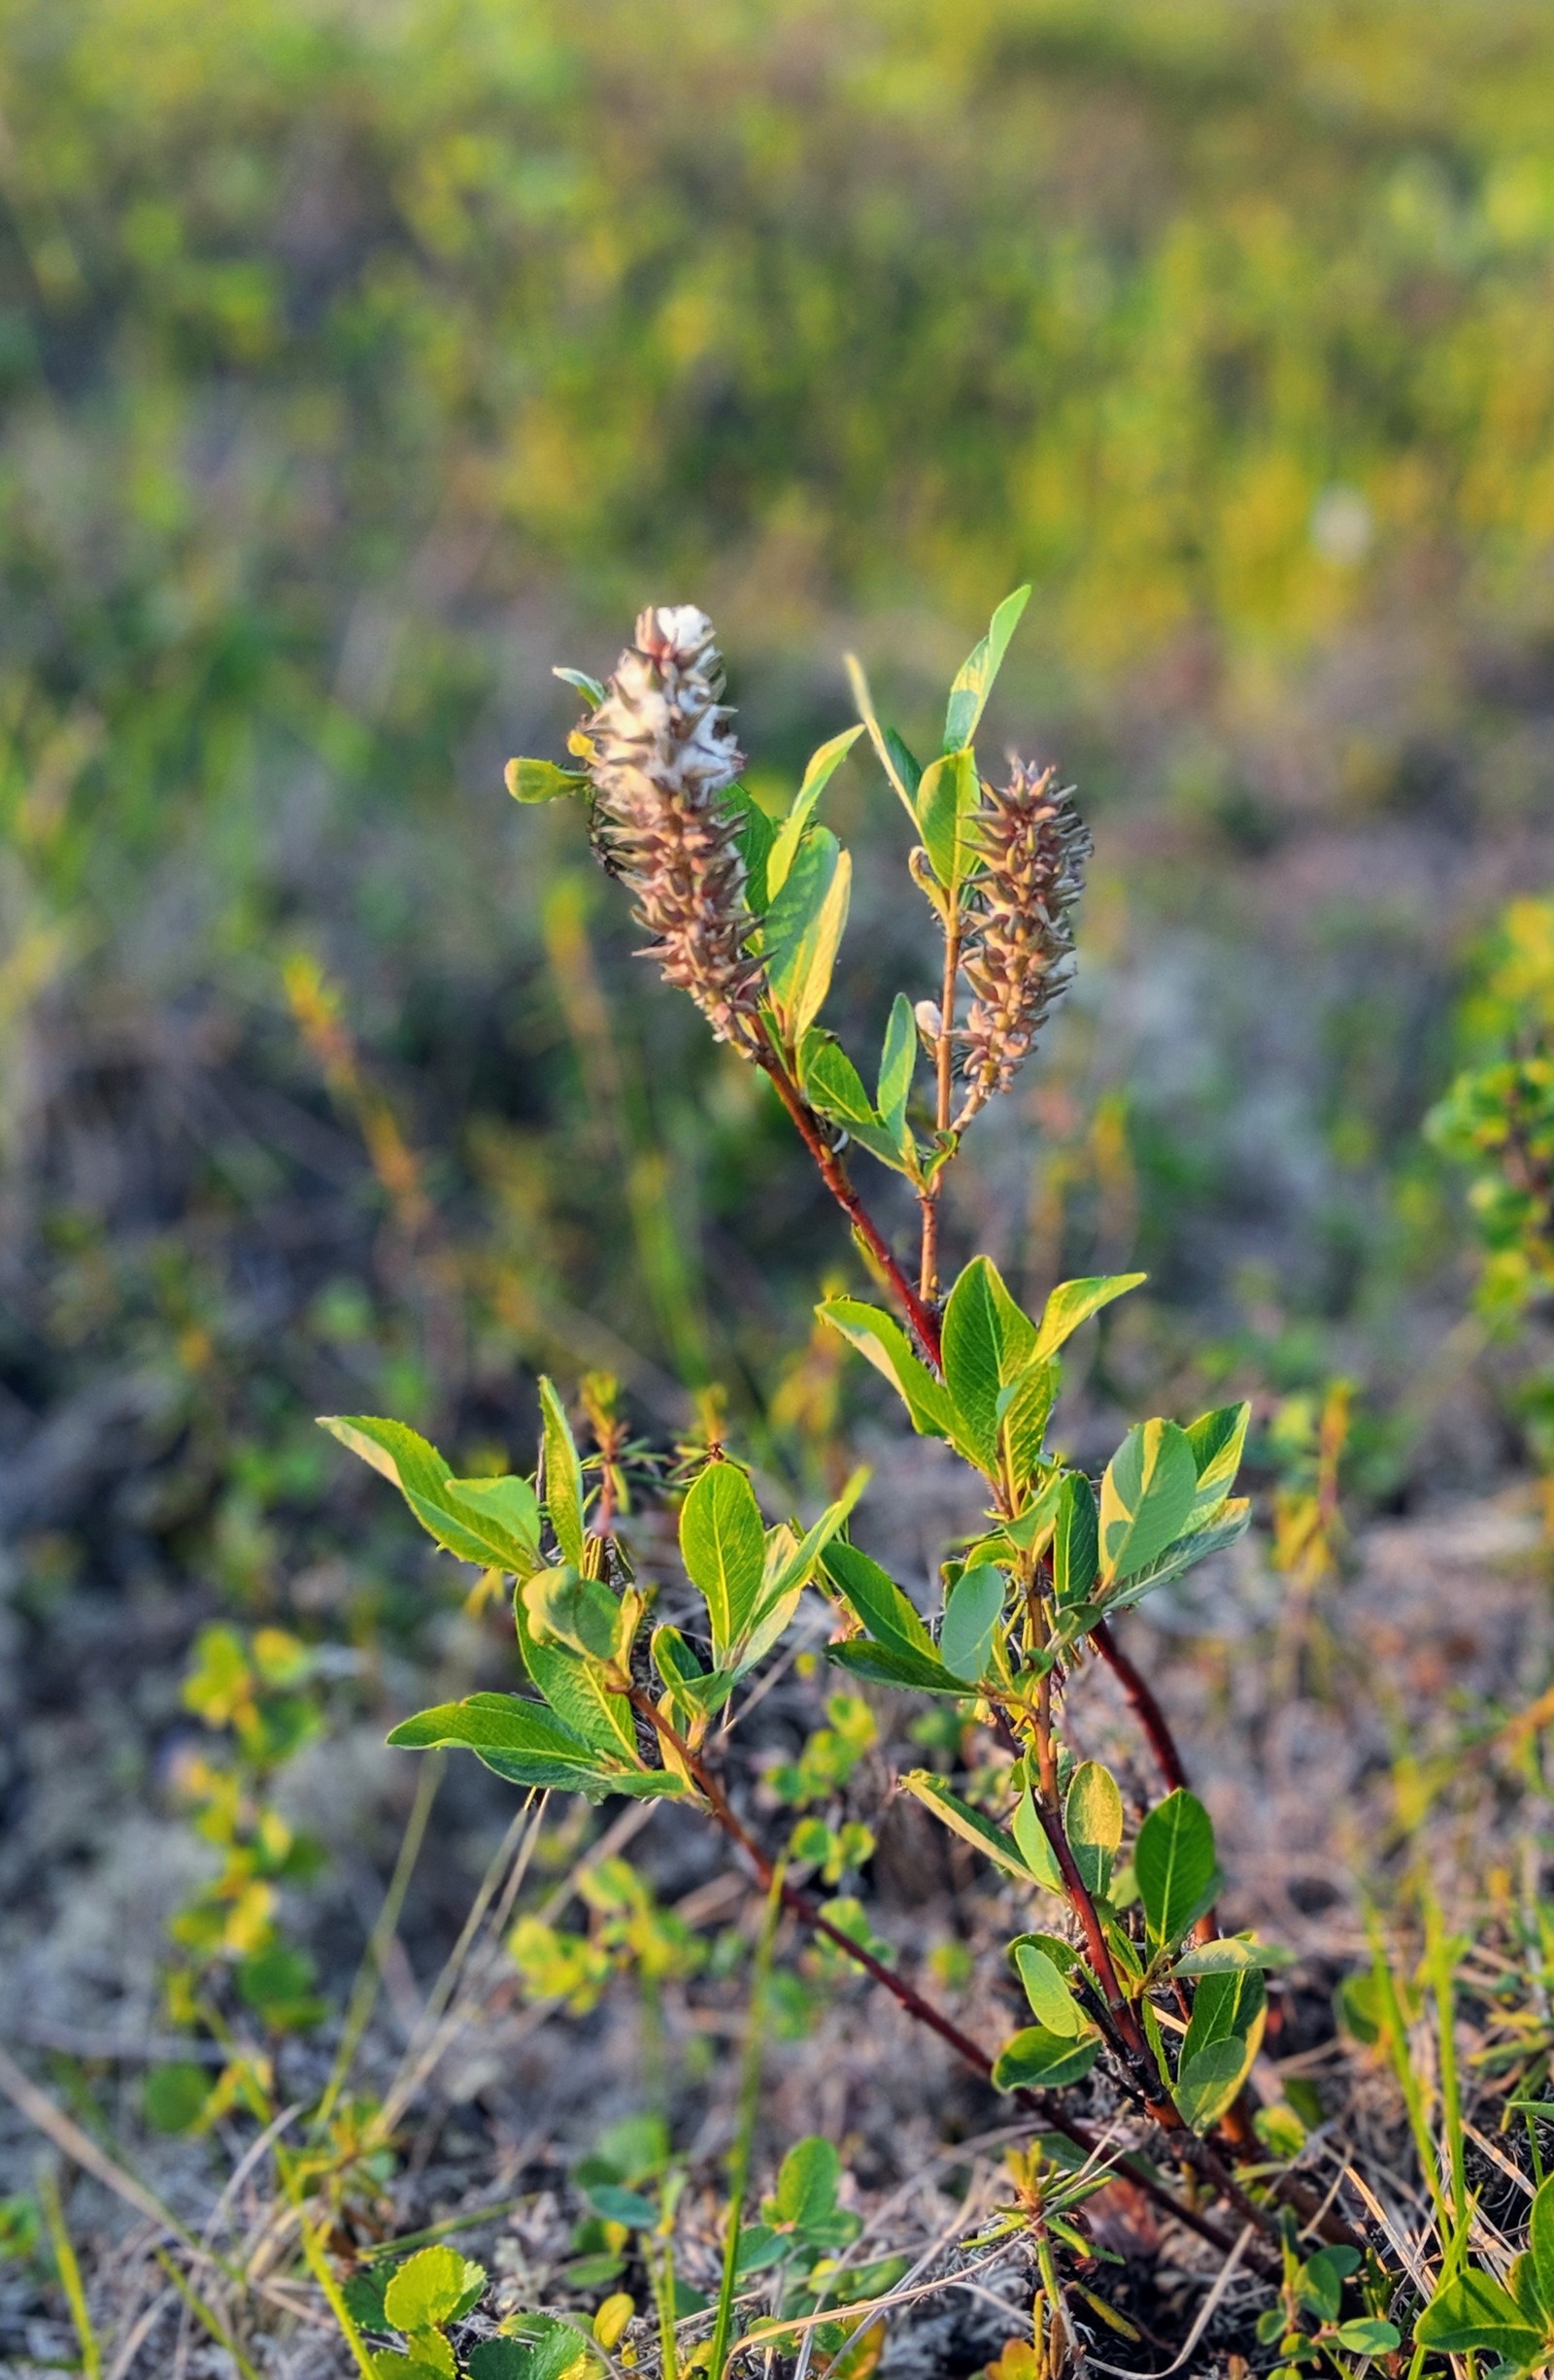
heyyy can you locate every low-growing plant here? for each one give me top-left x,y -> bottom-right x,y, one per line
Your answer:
314,601 -> 1553,2369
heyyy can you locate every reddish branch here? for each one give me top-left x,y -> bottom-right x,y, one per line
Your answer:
761,1054 -> 943,1360
625,1688 -> 1267,2263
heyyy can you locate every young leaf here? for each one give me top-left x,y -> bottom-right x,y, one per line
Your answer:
941,1256 -> 1039,1473
756,1468 -> 868,1615
828,1639 -> 964,1693
522,1564 -> 622,1662
992,2024 -> 1099,2093
1098,1419 -> 1198,1587
939,1563 -> 1006,1682
1184,1400 -> 1252,1525
1011,1787 -> 1067,1894
387,1693 -> 601,1783
823,1540 -> 938,1665
844,652 -> 921,831
1014,1943 -> 1083,2035
1174,1965 -> 1266,2132
1099,1500 -> 1251,1614
818,1297 -> 960,1443
766,726 -> 864,899
900,1771 -> 1056,1888
722,785 -> 778,915
1334,2319 -> 1401,2356
383,2247 -> 484,2335
1051,1472 -> 1098,1606
914,747 -> 980,894
552,665 -> 606,706
320,1417 -> 542,1575
1134,1791 -> 1221,1948
504,757 -> 588,804
770,2137 -> 839,2229
516,1591 -> 639,1764
876,992 -> 916,1144
1415,2267 -> 1546,2361
680,1461 -> 766,1667
1530,2171 -> 1554,2318
764,826 -> 852,1047
799,1032 -> 875,1129
537,1377 -> 586,1568
468,2321 -> 591,2380
999,1359 -> 1059,1491
1030,1274 -> 1146,1362
943,585 -> 1032,755
1064,1761 -> 1123,1896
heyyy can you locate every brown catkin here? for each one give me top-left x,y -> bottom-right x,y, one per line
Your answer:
958,758 -> 1090,1122
582,607 -> 766,1054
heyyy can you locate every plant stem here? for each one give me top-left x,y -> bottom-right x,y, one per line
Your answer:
761,1053 -> 942,1360
1088,1620 -> 1189,1792
625,1689 -> 1252,2262
919,915 -> 962,1303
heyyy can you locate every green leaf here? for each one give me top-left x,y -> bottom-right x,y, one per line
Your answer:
900,1771 -> 1058,1889
1415,2267 -> 1547,2361
941,1257 -> 1039,1473
387,1693 -> 677,1798
992,2024 -> 1099,2093
877,993 -> 916,1143
342,2269 -> 391,2332
1175,1965 -> 1265,2132
844,653 -> 921,831
756,1468 -> 868,1618
680,1457 -> 765,1665
767,726 -> 864,899
680,1461 -> 767,1666
914,747 -> 980,894
799,1031 -> 875,1128
320,1417 -> 543,1574
1134,1791 -> 1221,1949
771,2137 -> 839,2229
1531,2171 -> 1554,2318
515,1591 -> 638,1763
522,1565 -> 623,1662
1011,1787 -> 1067,1894
939,1563 -> 1006,1682
1051,1472 -> 1098,1606
537,1378 -> 586,1567
823,1540 -> 938,1664
818,1297 -> 960,1443
1184,1401 -> 1251,1525
1030,1274 -> 1146,1362
468,2325 -> 592,2380
726,785 -> 778,915
143,2062 -> 211,2134
552,665 -> 605,706
1064,1761 -> 1123,1896
444,1475 -> 543,1572
1014,1943 -> 1083,2035
826,1638 -> 965,1695
383,2247 -> 485,2334
943,586 -> 1031,754
1334,2318 -> 1400,2356
1098,1419 -> 1198,1587
587,2185 -> 658,2229
504,756 -> 588,804
1000,1361 -> 1059,1492
764,825 -> 851,1047
1100,1500 -> 1252,1614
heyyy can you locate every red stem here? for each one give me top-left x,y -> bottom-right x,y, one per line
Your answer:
761,1055 -> 943,1364
625,1690 -> 1251,2260
1089,1618 -> 1190,1793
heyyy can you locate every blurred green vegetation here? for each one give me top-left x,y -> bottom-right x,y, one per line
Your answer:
2,0 -> 1553,1649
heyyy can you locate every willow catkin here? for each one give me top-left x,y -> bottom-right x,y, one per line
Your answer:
582,606 -> 766,1055
958,758 -> 1090,1123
